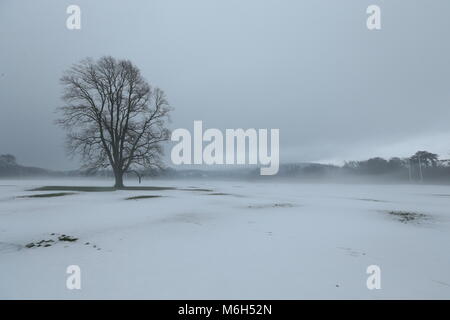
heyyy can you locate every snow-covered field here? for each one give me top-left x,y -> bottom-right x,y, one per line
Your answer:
0,178 -> 449,299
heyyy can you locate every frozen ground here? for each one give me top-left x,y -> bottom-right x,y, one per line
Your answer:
0,178 -> 450,299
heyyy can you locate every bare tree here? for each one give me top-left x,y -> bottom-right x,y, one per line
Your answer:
57,56 -> 171,188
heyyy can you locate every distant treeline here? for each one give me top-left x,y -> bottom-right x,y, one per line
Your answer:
341,151 -> 450,182
2,151 -> 450,183
273,151 -> 450,183
0,154 -> 51,177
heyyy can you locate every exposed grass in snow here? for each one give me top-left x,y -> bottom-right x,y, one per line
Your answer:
120,186 -> 176,191
386,210 -> 429,224
207,192 -> 232,196
125,195 -> 163,200
247,203 -> 295,209
29,186 -> 176,192
178,188 -> 214,192
25,233 -> 79,248
58,235 -> 78,242
355,198 -> 387,203
30,186 -> 115,192
25,239 -> 54,248
18,192 -> 76,198
29,186 -> 219,193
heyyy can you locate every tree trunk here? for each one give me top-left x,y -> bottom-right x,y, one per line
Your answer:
114,169 -> 124,189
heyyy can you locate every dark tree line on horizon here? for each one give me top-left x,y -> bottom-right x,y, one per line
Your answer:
2,150 -> 450,183
336,150 -> 450,182
343,151 -> 441,173
263,150 -> 450,182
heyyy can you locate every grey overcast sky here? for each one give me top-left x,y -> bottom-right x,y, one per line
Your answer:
1,0 -> 450,170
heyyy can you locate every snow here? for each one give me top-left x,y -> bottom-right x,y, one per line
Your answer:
0,178 -> 450,299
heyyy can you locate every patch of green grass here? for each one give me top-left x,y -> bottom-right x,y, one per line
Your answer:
19,192 -> 76,198
125,195 -> 163,200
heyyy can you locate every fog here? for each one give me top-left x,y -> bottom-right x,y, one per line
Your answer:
1,0 -> 450,170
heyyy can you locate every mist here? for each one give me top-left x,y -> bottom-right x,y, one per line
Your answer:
1,0 -> 450,171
